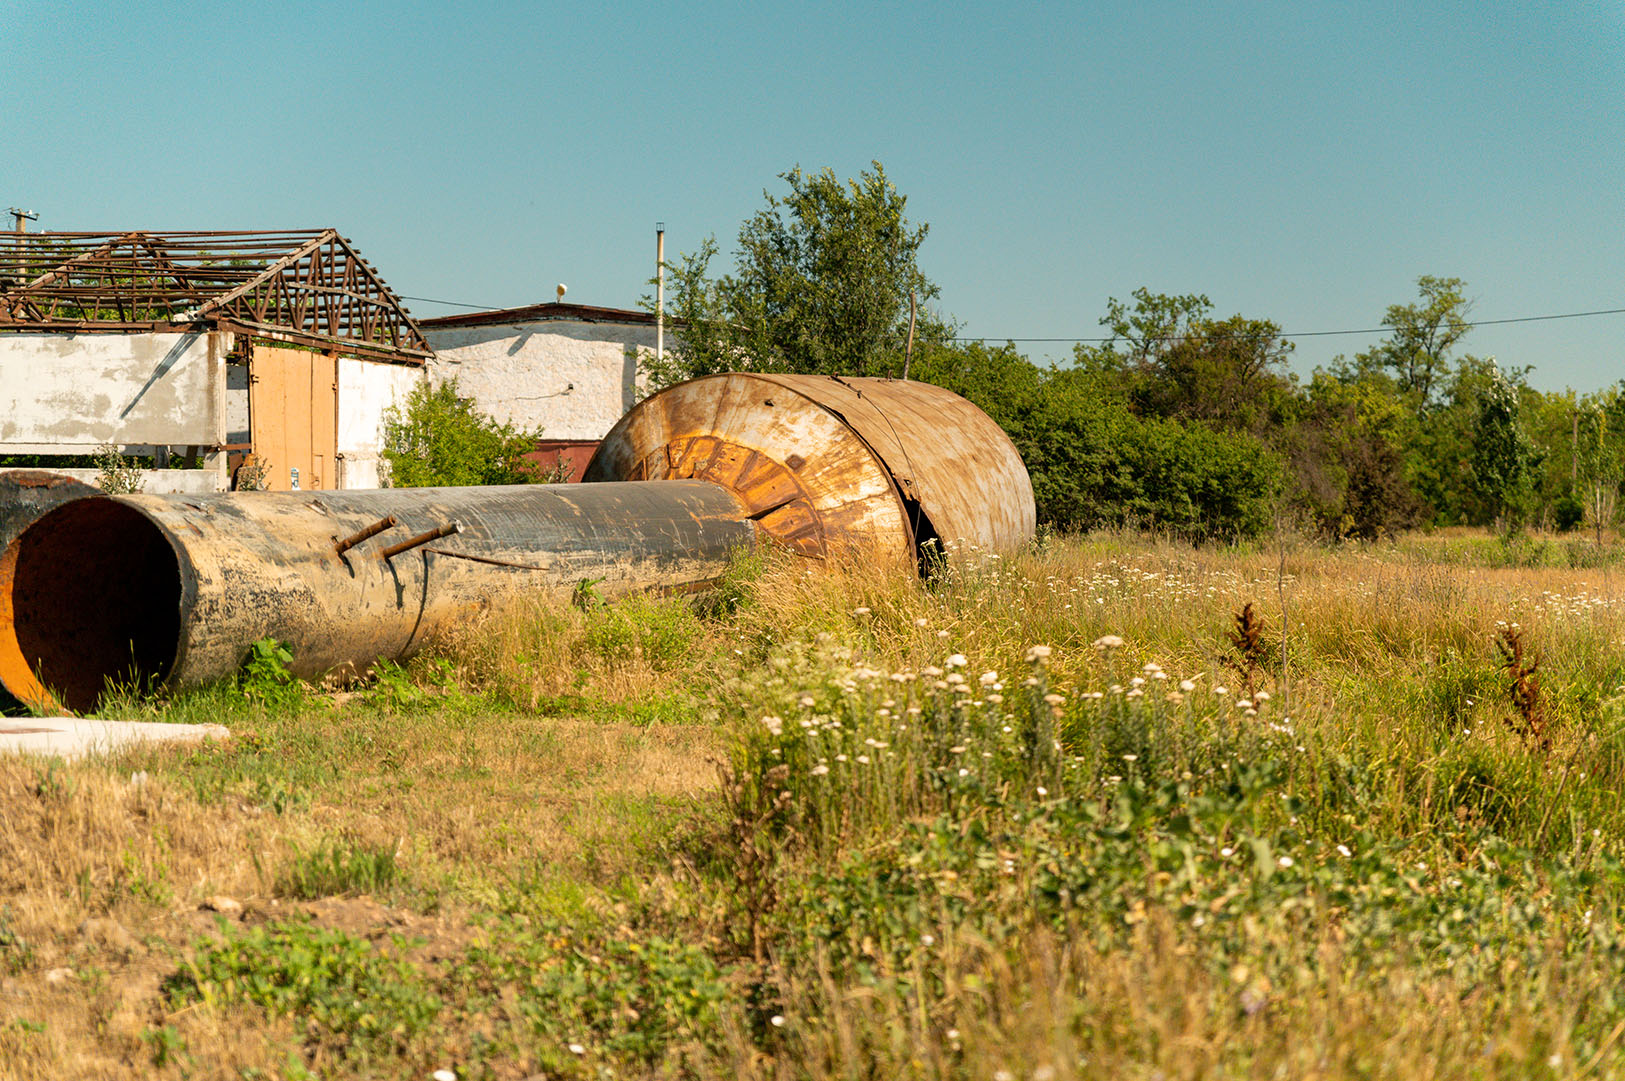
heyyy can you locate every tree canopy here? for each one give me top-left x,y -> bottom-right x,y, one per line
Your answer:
648,164 -> 1618,542
645,162 -> 942,386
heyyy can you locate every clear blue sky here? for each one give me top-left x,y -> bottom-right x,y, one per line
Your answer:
5,0 -> 1621,391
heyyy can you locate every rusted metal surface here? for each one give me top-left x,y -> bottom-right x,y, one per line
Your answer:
586,375 -> 914,563
379,521 -> 464,560
0,230 -> 430,363
0,472 -> 105,711
0,482 -> 755,712
585,374 -> 1035,560
334,515 -> 399,555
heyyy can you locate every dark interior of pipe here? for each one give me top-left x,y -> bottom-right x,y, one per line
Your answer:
0,500 -> 181,712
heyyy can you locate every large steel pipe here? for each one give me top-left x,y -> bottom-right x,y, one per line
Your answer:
0,481 -> 754,712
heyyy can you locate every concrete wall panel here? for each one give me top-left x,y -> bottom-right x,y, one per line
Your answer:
0,332 -> 225,452
423,319 -> 651,441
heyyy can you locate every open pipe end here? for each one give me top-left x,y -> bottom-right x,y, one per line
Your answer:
0,500 -> 182,713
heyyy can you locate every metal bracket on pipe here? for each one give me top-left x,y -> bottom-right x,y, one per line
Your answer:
379,520 -> 464,560
333,515 -> 399,555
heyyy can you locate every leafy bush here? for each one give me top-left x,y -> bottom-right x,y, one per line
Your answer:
580,594 -> 702,672
239,638 -> 306,712
93,443 -> 144,494
381,378 -> 545,487
912,346 -> 1282,540
1555,491 -> 1585,532
163,921 -> 440,1061
451,922 -> 730,1069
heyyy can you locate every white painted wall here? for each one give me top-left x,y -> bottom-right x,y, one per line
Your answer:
422,318 -> 650,440
0,331 -> 226,453
337,357 -> 424,489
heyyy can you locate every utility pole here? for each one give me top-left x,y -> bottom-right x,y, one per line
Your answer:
901,290 -> 916,380
8,208 -> 37,233
655,222 -> 665,366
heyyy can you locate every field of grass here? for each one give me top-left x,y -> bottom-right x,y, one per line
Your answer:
7,531 -> 1625,1079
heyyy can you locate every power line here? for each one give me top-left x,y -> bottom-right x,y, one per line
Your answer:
397,291 -> 1625,342
949,306 -> 1625,345
400,295 -> 492,310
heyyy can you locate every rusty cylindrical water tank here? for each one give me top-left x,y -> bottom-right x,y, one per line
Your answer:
0,482 -> 755,712
585,374 -> 1036,563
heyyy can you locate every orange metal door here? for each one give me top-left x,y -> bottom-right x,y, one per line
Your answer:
249,345 -> 339,491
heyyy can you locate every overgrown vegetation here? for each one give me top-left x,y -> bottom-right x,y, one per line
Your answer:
11,534 -> 1625,1078
92,443 -> 144,494
380,378 -> 547,488
646,164 -> 1625,543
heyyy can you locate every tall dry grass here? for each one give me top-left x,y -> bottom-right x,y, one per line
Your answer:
8,531 -> 1625,1078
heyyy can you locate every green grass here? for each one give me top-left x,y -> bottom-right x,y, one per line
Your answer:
14,534 -> 1625,1078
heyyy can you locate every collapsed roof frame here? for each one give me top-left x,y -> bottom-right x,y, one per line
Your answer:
0,229 -> 431,363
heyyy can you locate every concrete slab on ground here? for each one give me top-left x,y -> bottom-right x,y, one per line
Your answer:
0,717 -> 229,760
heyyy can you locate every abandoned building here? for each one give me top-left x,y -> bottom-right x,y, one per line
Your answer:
0,229 -> 431,491
419,302 -> 666,481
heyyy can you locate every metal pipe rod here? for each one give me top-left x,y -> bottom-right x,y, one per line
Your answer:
333,514 -> 398,555
378,520 -> 461,560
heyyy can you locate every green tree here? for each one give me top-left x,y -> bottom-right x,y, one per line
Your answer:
1356,275 -> 1473,413
1300,365 -> 1421,538
1470,368 -> 1541,530
644,162 -> 942,386
1074,288 -> 1295,437
380,379 -> 545,488
1575,386 -> 1625,541
911,341 -> 1281,541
